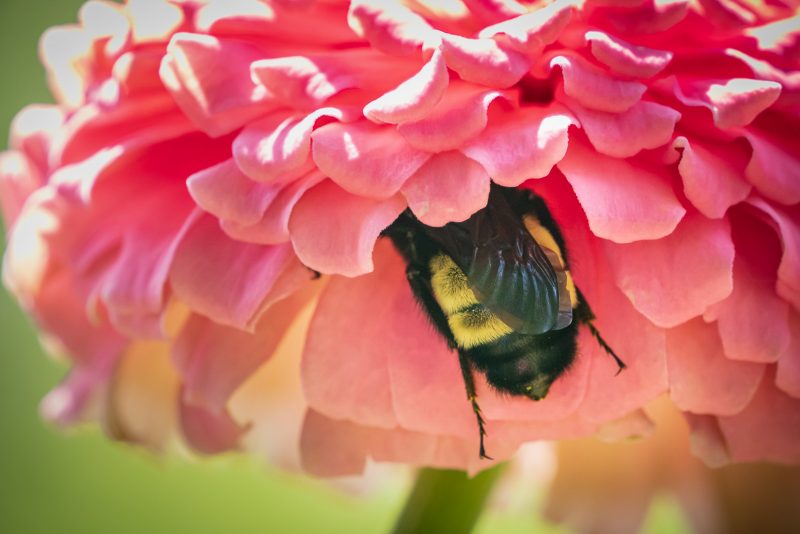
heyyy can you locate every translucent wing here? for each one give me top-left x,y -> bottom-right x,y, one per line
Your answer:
423,188 -> 563,335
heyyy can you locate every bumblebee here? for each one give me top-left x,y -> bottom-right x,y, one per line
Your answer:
384,184 -> 624,459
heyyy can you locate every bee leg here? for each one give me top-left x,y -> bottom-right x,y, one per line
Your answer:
458,351 -> 492,460
574,291 -> 626,374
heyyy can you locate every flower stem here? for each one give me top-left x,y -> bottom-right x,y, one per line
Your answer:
392,464 -> 507,534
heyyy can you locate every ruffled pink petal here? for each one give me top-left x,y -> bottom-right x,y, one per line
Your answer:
311,121 -> 430,199
300,409 -> 370,477
558,139 -> 686,243
401,151 -> 490,227
180,395 -> 246,455
716,256 -> 791,364
187,159 -> 282,226
461,105 -> 574,187
347,0 -> 437,57
462,0 -> 527,25
605,213 -> 734,328
674,136 -> 751,219
585,30 -> 672,78
220,170 -> 324,245
9,104 -> 64,170
397,83 -> 511,152
363,48 -> 448,124
39,25 -> 93,108
565,98 -> 681,158
742,127 -> 800,206
250,57 -> 356,111
302,243 -> 400,428
776,312 -> 800,399
437,33 -> 531,89
169,212 -> 310,329
718,371 -> 800,463
174,288 -> 313,412
0,152 -> 40,228
673,78 -> 781,130
126,0 -> 184,43
160,33 -> 274,136
666,318 -> 765,415
478,0 -> 573,55
233,108 -> 351,183
289,180 -> 406,276
684,413 -> 730,468
549,55 -> 646,113
598,0 -> 689,34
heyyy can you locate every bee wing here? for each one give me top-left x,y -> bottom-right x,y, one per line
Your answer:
424,190 -> 562,335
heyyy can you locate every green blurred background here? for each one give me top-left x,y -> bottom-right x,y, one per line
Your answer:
0,2 -> 687,533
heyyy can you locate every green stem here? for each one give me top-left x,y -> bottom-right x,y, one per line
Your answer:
392,464 -> 507,534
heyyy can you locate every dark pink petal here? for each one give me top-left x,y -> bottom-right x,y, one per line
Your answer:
221,170 -> 324,245
401,151 -> 490,227
180,395 -> 246,455
585,30 -> 672,78
311,121 -> 430,198
718,371 -> 800,463
174,288 -> 313,412
566,98 -> 681,158
169,212 -> 310,329
364,48 -> 448,124
233,108 -> 350,183
478,0 -> 573,55
716,256 -> 791,364
674,137 -> 751,219
666,318 -> 764,415
673,78 -> 781,129
558,140 -> 686,243
599,0 -> 689,34
605,213 -> 734,327
302,242 -> 400,428
461,105 -> 574,187
550,55 -> 646,113
398,83 -> 511,152
462,0 -> 527,25
160,33 -> 274,136
188,159 -> 282,227
300,409 -> 370,477
437,33 -> 531,89
347,0 -> 436,57
742,128 -> 800,206
776,313 -> 800,399
289,180 -> 406,276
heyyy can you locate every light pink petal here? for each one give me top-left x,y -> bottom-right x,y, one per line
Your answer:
233,108 -> 350,183
549,55 -> 646,113
674,137 -> 751,219
220,170 -> 324,245
558,139 -> 686,243
187,159 -> 282,227
401,151 -> 490,227
126,0 -> 183,43
566,97 -> 681,158
250,56 -> 356,111
606,213 -> 734,328
300,409 -> 370,477
718,371 -> 800,463
666,318 -> 765,415
364,48 -> 448,124
174,288 -> 314,412
9,104 -> 64,168
289,180 -> 406,276
716,255 -> 791,364
748,197 -> 800,311
180,396 -> 246,455
302,242 -> 400,428
478,0 -> 573,55
437,33 -> 531,89
776,312 -> 800,399
311,121 -> 431,199
39,25 -> 93,108
398,83 -> 511,152
0,152 -> 41,228
684,414 -> 730,468
742,128 -> 800,206
347,0 -> 437,57
585,30 -> 672,78
169,212 -> 310,329
673,78 -> 781,130
160,33 -> 274,136
461,105 -> 575,187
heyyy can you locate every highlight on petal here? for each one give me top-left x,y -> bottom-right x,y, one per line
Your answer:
347,0 -> 436,57
401,151 -> 490,227
461,105 -> 575,187
250,56 -> 355,111
478,0 -> 573,55
673,78 -> 781,130
288,180 -> 406,276
549,55 -> 646,113
311,121 -> 431,198
558,139 -> 686,243
585,30 -> 672,78
437,32 -> 531,89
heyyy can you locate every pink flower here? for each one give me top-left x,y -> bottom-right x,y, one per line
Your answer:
1,0 -> 798,474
